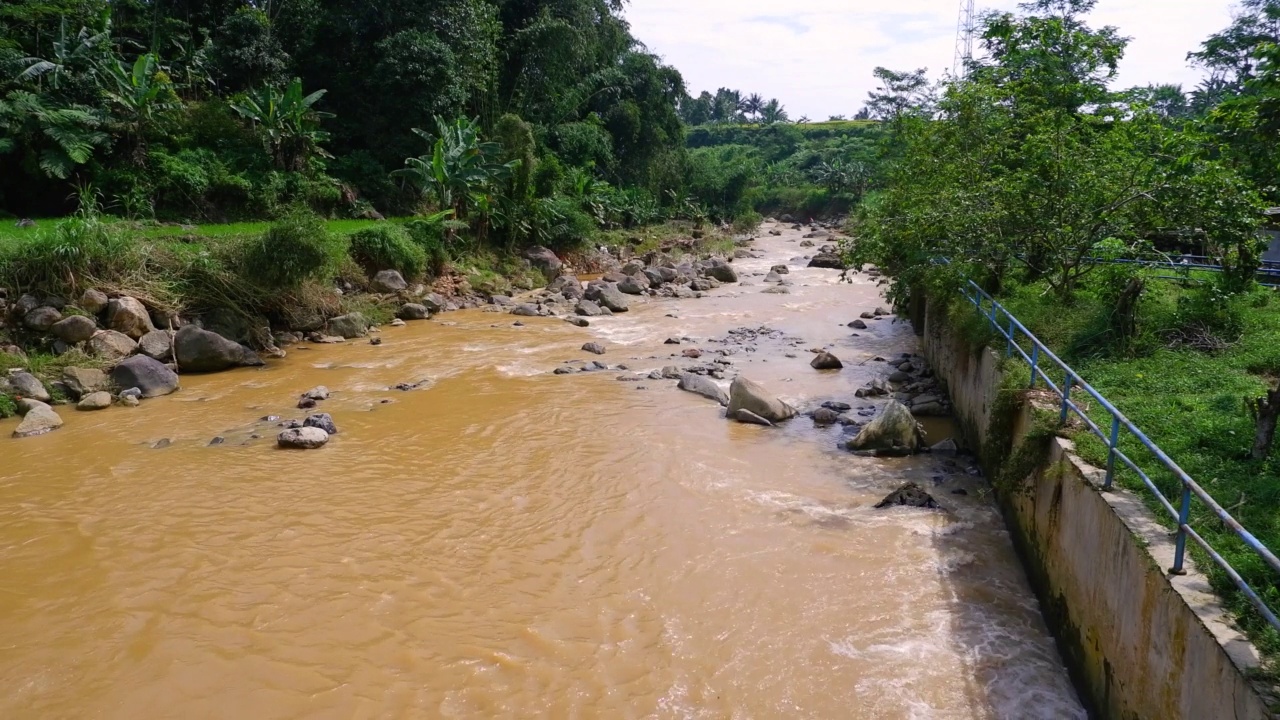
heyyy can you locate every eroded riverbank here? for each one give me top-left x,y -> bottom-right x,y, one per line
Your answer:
0,222 -> 1085,718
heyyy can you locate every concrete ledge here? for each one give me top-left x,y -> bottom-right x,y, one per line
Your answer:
922,299 -> 1278,719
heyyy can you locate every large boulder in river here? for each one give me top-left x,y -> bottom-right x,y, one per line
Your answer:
811,352 -> 843,370
678,373 -> 730,406
727,377 -> 797,423
106,296 -> 155,339
76,391 -> 112,411
618,275 -> 649,295
327,312 -> 369,339
369,269 -> 408,294
703,259 -> 738,283
110,355 -> 179,398
808,252 -> 847,270
875,482 -> 940,509
278,426 -> 329,449
397,303 -> 430,320
12,403 -> 63,437
548,275 -> 584,300
50,314 -> 97,344
575,299 -> 603,317
523,245 -> 563,278
175,325 -> 263,373
846,401 -> 926,453
585,282 -> 630,313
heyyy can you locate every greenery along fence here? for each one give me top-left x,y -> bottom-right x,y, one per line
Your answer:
960,280 -> 1280,633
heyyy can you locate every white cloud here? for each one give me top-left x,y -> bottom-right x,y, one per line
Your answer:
624,0 -> 1238,119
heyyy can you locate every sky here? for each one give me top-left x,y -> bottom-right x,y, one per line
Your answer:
623,0 -> 1240,120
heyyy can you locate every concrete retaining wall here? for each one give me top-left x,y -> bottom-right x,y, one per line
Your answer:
922,299 -> 1278,720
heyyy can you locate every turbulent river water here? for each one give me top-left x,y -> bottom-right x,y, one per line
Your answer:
0,222 -> 1086,719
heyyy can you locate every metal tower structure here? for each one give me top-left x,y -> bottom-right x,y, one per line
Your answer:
953,0 -> 977,78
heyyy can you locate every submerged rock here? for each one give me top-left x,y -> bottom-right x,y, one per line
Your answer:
703,259 -> 738,283
727,377 -> 797,423
582,342 -> 607,355
303,413 -> 339,435
875,482 -> 940,509
808,253 -> 846,270
732,408 -> 774,426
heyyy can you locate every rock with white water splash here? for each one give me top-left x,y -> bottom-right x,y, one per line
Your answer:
677,374 -> 729,406
875,482 -> 940,509
846,401 -> 925,453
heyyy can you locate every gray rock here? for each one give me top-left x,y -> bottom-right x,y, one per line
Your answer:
575,299 -> 603,317
106,296 -> 155,339
875,482 -> 940,509
389,319 -> 406,327
703,259 -> 738,283
118,387 -> 143,400
24,306 -> 62,331
564,317 -> 589,327
49,314 -> 97,344
677,374 -> 730,405
397,303 -> 430,320
808,253 -> 846,270
761,286 -> 790,294
861,311 -> 875,319
771,264 -> 790,275
582,342 -> 607,355
10,371 -> 49,402
77,391 -> 112,411
16,397 -> 47,414
732,408 -> 774,426
79,289 -> 109,314
511,304 -> 541,317
62,367 -> 107,398
87,330 -> 137,361
369,269 -> 408,294
850,319 -> 868,330
811,352 -> 843,370
421,293 -> 449,313
727,377 -> 797,423
811,408 -> 841,426
118,394 -> 140,407
618,275 -> 649,295
175,325 -> 263,373
137,329 -> 174,361
327,312 -> 369,339
13,404 -> 62,437
690,277 -> 721,292
302,386 -> 330,401
523,246 -> 563,278
278,426 -> 329,449
874,307 -> 890,316
110,355 -> 180,398
764,271 -> 783,283
888,371 -> 911,383
594,284 -> 630,313
549,276 -> 584,300
661,366 -> 683,379
911,401 -> 945,416
553,366 -> 576,375
847,401 -> 925,453
930,438 -> 959,456
303,413 -> 339,435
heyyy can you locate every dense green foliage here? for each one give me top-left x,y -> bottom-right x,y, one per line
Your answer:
0,0 -> 725,245
348,225 -> 426,280
244,210 -> 347,288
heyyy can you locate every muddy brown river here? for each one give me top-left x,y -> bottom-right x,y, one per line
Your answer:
0,222 -> 1085,718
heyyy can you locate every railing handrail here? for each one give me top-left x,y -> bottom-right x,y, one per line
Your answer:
959,280 -> 1280,632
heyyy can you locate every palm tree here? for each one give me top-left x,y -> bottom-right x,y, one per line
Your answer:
744,93 -> 765,121
231,78 -> 333,170
394,116 -> 517,223
759,99 -> 789,124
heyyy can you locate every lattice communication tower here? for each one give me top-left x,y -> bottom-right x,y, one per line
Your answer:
954,0 -> 977,78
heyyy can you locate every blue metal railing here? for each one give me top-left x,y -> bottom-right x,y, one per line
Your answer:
960,280 -> 1280,632
1082,255 -> 1280,288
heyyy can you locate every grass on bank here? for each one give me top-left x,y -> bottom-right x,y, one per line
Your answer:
957,271 -> 1280,661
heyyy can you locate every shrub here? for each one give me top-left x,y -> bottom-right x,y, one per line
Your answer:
0,213 -> 139,293
732,209 -> 763,234
533,196 -> 596,253
403,217 -> 451,276
243,210 -> 347,288
0,393 -> 15,419
348,225 -> 426,278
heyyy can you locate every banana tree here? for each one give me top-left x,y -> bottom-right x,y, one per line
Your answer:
394,116 -> 517,223
98,52 -> 180,159
230,78 -> 333,170
18,14 -> 112,91
0,91 -> 110,179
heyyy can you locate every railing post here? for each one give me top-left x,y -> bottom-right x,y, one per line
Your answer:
1060,371 -> 1072,425
1171,484 -> 1192,576
1104,416 -> 1120,490
1029,345 -> 1040,388
1006,316 -> 1015,357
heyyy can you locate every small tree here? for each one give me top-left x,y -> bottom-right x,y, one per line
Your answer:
230,78 -> 333,171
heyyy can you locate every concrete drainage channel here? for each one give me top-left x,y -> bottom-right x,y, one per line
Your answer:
919,299 -> 1280,719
